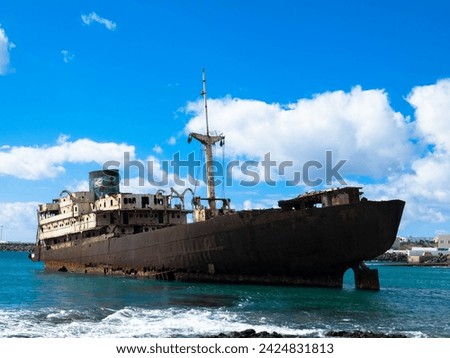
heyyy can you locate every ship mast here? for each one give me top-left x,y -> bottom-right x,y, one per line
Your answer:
188,69 -> 225,212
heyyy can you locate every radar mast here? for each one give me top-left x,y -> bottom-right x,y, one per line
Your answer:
188,69 -> 227,218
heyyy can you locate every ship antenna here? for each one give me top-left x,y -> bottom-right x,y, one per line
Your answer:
201,68 -> 210,136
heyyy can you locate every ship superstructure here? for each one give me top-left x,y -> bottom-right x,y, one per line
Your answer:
37,170 -> 191,250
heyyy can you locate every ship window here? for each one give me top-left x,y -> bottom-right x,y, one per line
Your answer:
75,206 -> 77,212
124,198 -> 128,204
130,214 -> 133,218
103,215 -> 107,219
110,200 -> 113,206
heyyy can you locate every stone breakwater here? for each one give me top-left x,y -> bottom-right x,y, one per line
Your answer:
0,242 -> 35,252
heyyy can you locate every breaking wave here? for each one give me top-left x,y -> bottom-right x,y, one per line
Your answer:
0,307 -> 323,338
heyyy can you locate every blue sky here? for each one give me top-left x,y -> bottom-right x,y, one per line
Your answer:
1,0 -> 450,242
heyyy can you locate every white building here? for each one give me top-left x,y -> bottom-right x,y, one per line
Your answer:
435,234 -> 450,250
407,247 -> 439,263
407,244 -> 449,263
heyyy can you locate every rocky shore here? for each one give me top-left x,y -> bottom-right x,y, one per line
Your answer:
374,251 -> 449,265
375,252 -> 407,262
325,330 -> 407,338
421,253 -> 450,264
0,242 -> 34,252
203,329 -> 407,338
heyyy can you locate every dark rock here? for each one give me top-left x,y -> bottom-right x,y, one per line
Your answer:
427,253 -> 449,263
325,330 -> 407,338
203,329 -> 293,338
375,252 -> 407,262
239,329 -> 257,337
202,328 -> 408,339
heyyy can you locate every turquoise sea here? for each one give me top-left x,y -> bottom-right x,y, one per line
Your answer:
0,251 -> 449,338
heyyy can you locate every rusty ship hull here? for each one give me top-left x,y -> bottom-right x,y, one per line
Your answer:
32,198 -> 404,289
29,73 -> 406,290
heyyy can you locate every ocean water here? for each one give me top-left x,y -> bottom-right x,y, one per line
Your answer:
0,251 -> 449,338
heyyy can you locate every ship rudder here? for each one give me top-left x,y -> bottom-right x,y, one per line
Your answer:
353,262 -> 380,290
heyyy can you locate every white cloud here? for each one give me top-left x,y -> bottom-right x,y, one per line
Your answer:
407,79 -> 450,153
241,199 -> 276,210
67,180 -> 89,193
0,202 -> 39,242
57,134 -> 70,144
81,12 -> 117,31
0,26 -> 14,75
364,79 -> 450,229
168,136 -> 177,145
61,50 -> 75,63
153,144 -> 163,154
185,86 -> 412,179
0,137 -> 135,180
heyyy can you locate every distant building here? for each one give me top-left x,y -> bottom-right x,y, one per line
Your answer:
435,234 -> 450,250
407,248 -> 438,263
